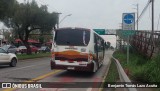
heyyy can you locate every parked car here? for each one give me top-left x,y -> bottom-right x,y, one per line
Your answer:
17,46 -> 27,54
30,45 -> 38,53
38,46 -> 50,53
0,48 -> 18,67
1,45 -> 18,54
17,45 -> 38,54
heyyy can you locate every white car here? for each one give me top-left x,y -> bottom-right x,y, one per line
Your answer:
0,48 -> 18,67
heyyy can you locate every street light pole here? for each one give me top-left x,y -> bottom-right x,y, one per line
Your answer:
55,13 -> 62,29
59,14 -> 72,25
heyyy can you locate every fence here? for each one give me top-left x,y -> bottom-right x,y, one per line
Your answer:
117,30 -> 160,58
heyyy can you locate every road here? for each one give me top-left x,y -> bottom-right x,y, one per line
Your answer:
0,50 -> 114,91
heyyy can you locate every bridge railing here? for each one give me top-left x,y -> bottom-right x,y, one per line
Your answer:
116,30 -> 160,58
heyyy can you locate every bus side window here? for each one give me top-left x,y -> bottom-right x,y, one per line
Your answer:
54,31 -> 57,41
94,34 -> 98,52
94,34 -> 96,43
94,34 -> 96,46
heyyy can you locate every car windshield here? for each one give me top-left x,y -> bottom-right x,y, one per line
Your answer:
19,46 -> 26,49
41,46 -> 46,49
0,48 -> 6,53
1,45 -> 10,50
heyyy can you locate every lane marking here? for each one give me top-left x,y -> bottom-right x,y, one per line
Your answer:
26,70 -> 61,82
3,70 -> 62,91
0,63 -> 48,74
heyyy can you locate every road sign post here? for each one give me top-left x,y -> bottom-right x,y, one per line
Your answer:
127,35 -> 129,64
119,30 -> 135,64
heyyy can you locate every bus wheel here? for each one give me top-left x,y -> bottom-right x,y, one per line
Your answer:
93,61 -> 99,72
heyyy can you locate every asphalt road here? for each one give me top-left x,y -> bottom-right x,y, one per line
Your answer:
0,50 -> 114,91
0,57 -> 52,82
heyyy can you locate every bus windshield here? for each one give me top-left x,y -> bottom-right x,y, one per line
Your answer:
55,29 -> 90,46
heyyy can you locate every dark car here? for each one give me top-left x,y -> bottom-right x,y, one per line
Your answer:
1,45 -> 18,54
38,46 -> 50,53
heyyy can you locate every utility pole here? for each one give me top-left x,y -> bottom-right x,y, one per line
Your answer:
152,0 -> 154,34
133,4 -> 139,30
151,0 -> 155,58
151,0 -> 155,47
157,14 -> 160,30
137,4 -> 139,31
119,23 -> 122,29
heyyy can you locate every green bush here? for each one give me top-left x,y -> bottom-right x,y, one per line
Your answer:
145,55 -> 160,82
113,50 -> 160,82
17,52 -> 51,60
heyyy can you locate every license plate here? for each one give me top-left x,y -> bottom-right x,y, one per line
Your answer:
67,67 -> 75,70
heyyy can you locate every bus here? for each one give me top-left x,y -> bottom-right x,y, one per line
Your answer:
50,27 -> 106,72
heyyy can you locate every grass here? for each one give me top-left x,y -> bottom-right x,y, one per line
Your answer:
104,59 -> 119,82
113,50 -> 160,83
103,59 -> 119,89
16,52 -> 51,60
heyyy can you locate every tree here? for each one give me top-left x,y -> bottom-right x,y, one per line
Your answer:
0,0 -> 16,19
2,0 -> 58,54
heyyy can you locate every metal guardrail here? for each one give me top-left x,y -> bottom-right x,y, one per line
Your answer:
112,57 -> 138,91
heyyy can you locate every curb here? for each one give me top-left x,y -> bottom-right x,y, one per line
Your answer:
98,58 -> 112,91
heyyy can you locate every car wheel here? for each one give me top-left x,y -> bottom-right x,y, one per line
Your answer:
10,58 -> 17,67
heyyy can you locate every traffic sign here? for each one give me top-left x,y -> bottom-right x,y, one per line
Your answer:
124,14 -> 134,24
119,30 -> 135,37
122,13 -> 135,30
93,29 -> 105,35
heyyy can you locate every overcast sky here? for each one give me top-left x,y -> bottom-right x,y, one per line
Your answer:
1,0 -> 160,47
14,0 -> 160,30
1,0 -> 160,29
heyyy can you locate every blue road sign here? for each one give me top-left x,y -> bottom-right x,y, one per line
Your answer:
123,14 -> 134,24
122,13 -> 135,30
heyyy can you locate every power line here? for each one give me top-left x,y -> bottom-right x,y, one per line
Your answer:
136,0 -> 151,24
149,4 -> 152,30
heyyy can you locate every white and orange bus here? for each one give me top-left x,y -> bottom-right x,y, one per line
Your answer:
51,27 -> 106,72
